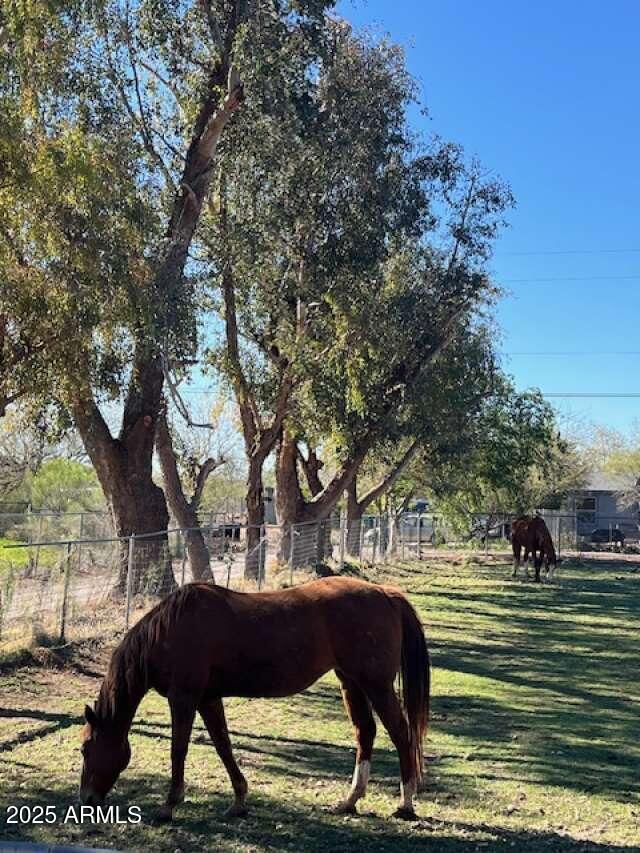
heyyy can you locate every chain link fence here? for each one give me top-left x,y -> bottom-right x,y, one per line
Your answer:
2,508 -> 637,652
0,517 -> 342,650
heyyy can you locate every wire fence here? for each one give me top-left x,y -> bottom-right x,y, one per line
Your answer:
1,508 -> 637,652
0,518 -> 343,650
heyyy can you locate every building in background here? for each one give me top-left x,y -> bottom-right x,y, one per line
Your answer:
564,472 -> 639,541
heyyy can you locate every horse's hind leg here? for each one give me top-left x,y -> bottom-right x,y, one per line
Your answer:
332,673 -> 376,815
199,698 -> 248,817
534,552 -> 542,583
367,685 -> 418,820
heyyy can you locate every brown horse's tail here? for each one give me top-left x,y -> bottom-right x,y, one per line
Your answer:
396,594 -> 430,783
545,531 -> 558,565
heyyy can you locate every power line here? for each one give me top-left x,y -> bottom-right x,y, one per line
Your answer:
502,274 -> 640,283
498,249 -> 640,257
542,393 -> 640,399
506,351 -> 640,356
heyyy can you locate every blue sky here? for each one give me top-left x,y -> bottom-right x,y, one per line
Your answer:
337,0 -> 640,435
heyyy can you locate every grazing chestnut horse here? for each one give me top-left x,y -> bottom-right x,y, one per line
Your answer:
80,577 -> 430,821
511,515 -> 558,582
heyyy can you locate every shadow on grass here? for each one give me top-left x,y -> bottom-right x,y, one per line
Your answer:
2,774 -> 638,853
0,706 -> 80,752
408,558 -> 640,801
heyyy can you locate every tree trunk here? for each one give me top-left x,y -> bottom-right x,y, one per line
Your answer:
346,478 -> 365,558
301,449 -> 333,561
110,480 -> 174,596
155,414 -> 213,582
73,396 -> 175,596
245,456 -> 267,580
275,431 -> 306,564
276,431 -> 361,569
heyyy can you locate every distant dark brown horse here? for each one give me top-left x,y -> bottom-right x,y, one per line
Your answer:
80,577 -> 430,820
511,515 -> 558,582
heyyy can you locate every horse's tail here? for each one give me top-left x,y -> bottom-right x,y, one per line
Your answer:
395,594 -> 430,783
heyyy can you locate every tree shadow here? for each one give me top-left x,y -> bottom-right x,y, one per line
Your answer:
0,706 -> 80,752
2,775 -> 638,853
411,559 -> 640,801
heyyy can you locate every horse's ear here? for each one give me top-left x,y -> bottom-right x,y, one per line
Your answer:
84,704 -> 98,728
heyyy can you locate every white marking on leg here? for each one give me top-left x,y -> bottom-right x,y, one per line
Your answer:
400,776 -> 416,811
336,759 -> 370,811
348,759 -> 370,803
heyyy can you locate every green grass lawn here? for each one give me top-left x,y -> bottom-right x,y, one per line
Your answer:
0,557 -> 639,852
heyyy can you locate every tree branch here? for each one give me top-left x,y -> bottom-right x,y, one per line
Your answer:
357,438 -> 421,512
192,456 -> 224,510
161,351 -> 219,430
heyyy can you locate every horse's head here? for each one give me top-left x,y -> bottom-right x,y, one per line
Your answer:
79,704 -> 131,805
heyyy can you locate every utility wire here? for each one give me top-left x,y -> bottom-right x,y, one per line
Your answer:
498,249 -> 640,256
542,393 -> 640,399
502,274 -> 640,283
506,351 -> 640,356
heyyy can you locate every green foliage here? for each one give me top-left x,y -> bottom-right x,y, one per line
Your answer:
422,381 -> 586,532
206,19 -> 513,468
0,0 -> 337,413
27,458 -> 102,512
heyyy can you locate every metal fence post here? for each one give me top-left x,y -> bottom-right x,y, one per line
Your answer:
370,517 -> 377,567
417,512 -> 423,561
288,523 -> 296,585
257,524 -> 266,590
226,546 -> 233,588
180,529 -> 187,587
125,534 -> 135,631
388,513 -> 396,561
34,513 -> 44,571
77,512 -> 84,574
359,520 -> 365,567
59,542 -> 73,642
339,510 -> 346,573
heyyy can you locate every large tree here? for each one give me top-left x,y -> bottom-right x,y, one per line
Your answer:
1,0 -> 334,589
205,23 -> 431,575
273,147 -> 513,564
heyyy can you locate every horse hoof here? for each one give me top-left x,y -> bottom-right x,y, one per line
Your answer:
393,807 -> 418,821
330,802 -> 357,816
225,803 -> 248,818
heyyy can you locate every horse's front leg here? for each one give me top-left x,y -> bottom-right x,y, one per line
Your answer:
199,697 -> 248,818
524,548 -> 531,579
158,693 -> 197,821
512,545 -> 521,577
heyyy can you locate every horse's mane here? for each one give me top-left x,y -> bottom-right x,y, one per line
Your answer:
96,584 -> 208,723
